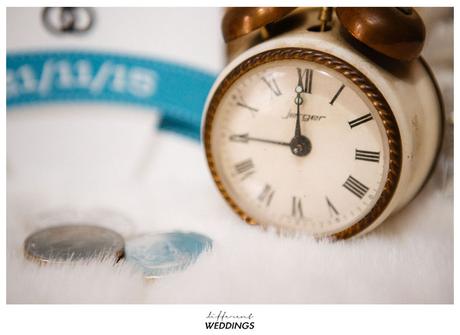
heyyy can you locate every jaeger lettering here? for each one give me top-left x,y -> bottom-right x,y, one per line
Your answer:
281,110 -> 326,121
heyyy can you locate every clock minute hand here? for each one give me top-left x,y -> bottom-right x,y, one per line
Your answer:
289,85 -> 312,157
294,85 -> 303,137
230,134 -> 290,146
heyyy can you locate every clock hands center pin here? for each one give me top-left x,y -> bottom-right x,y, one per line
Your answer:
290,85 -> 312,157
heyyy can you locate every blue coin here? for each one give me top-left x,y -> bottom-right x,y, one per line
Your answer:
125,231 -> 213,278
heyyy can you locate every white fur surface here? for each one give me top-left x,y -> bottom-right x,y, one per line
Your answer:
7,129 -> 453,303
7,8 -> 453,304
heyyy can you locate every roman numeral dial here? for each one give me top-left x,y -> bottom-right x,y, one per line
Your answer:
232,94 -> 258,116
262,76 -> 282,96
297,68 -> 313,93
326,197 -> 339,216
208,58 -> 388,236
355,149 -> 380,163
234,159 -> 255,180
291,196 -> 304,218
348,113 -> 373,128
343,175 -> 369,199
329,84 -> 345,105
258,184 -> 275,207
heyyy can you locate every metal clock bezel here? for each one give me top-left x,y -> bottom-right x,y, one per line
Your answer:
203,47 -> 402,239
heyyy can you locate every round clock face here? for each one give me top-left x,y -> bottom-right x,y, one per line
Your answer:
204,49 -> 400,237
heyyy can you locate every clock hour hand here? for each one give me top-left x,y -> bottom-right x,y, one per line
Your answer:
289,85 -> 312,156
229,133 -> 290,147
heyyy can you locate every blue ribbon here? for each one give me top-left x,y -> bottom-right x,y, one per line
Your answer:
7,51 -> 216,140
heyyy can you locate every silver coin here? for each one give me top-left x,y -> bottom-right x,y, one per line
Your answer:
125,231 -> 213,278
24,224 -> 125,263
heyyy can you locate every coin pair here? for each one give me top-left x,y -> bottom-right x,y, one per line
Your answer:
24,225 -> 213,278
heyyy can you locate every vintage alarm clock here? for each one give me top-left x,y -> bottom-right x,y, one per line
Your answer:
202,7 -> 443,239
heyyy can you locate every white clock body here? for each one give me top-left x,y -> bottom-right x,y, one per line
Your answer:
202,17 -> 443,238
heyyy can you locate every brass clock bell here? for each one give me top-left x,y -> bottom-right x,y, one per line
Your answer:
222,7 -> 426,62
335,7 -> 425,61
